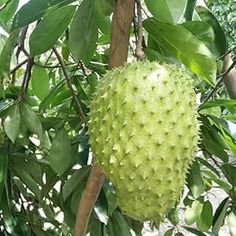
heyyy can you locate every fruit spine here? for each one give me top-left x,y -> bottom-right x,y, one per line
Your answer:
88,61 -> 199,221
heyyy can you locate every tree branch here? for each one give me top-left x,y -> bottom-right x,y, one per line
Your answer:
73,1 -> 135,236
52,48 -> 86,122
73,165 -> 105,236
109,0 -> 136,68
134,0 -> 145,60
18,57 -> 34,100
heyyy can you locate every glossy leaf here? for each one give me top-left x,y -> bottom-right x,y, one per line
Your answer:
0,149 -> 8,200
95,0 -> 112,35
164,228 -> 174,236
11,0 -> 77,30
106,211 -> 132,236
196,200 -> 213,232
181,21 -> 214,46
3,104 -> 21,142
39,80 -> 66,111
196,157 -> 220,177
184,0 -> 197,21
187,161 -> 206,198
103,180 -> 117,216
196,6 -> 227,57
185,199 -> 203,225
144,0 -> 187,24
49,128 -> 72,176
199,99 -> 236,110
0,30 -> 19,78
69,0 -> 98,63
202,170 -> 232,193
31,66 -> 49,100
62,166 -> 90,201
0,0 -> 19,30
20,103 -> 43,139
221,164 -> 236,186
29,5 -> 75,56
183,226 -> 207,236
212,198 -> 230,234
0,189 -> 17,234
143,18 -> 216,85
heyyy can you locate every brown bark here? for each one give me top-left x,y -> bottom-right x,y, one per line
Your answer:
223,54 -> 236,99
73,1 -> 135,236
109,0 -> 136,68
73,164 -> 105,236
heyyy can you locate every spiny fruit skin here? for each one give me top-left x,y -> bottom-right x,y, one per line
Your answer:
88,61 -> 199,221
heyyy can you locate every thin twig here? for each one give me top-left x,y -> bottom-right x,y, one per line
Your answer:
204,60 -> 236,102
79,61 -> 87,76
216,46 -> 236,61
10,59 -> 29,74
52,47 -> 86,122
18,57 -> 34,100
134,0 -> 145,60
16,27 -> 29,60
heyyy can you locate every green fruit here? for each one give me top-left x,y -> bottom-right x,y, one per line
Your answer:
88,62 -> 199,221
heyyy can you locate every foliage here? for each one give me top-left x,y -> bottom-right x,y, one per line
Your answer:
0,0 -> 235,235
207,0 -> 236,57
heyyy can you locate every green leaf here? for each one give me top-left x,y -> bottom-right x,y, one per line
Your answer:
143,18 -> 216,85
196,157 -> 220,177
184,0 -> 197,21
0,30 -> 19,78
212,198 -> 230,234
88,216 -> 103,236
69,0 -> 98,64
31,66 -> 49,100
167,208 -> 179,225
106,211 -> 132,236
3,104 -> 21,142
62,166 -> 90,201
0,189 -> 17,234
183,226 -> 207,236
103,180 -> 117,216
229,212 -> 236,236
11,0 -> 77,30
20,103 -> 43,139
187,161 -> 206,198
144,0 -> 187,24
39,80 -> 66,111
199,99 -> 236,110
202,170 -> 232,193
181,21 -> 214,46
0,149 -> 8,200
185,199 -> 203,225
0,0 -> 19,30
29,5 -> 75,56
221,164 -> 236,186
196,200 -> 213,232
95,0 -> 112,35
196,6 -> 227,57
49,128 -> 72,176
164,228 -> 174,236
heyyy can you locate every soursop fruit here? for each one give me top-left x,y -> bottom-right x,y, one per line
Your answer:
88,61 -> 199,221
